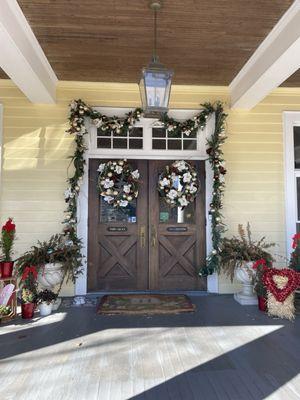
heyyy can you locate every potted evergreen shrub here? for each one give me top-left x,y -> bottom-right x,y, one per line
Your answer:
16,234 -> 82,292
37,289 -> 57,316
219,223 -> 275,305
0,218 -> 16,278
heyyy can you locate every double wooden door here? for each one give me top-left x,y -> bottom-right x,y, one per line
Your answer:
88,159 -> 206,291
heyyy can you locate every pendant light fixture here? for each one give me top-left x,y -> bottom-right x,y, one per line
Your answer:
139,0 -> 173,117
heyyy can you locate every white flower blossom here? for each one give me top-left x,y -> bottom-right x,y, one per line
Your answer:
64,187 -> 73,199
131,169 -> 140,180
70,100 -> 77,110
167,189 -> 178,200
115,165 -> 123,174
183,172 -> 192,183
120,200 -> 128,207
189,184 -> 198,194
178,196 -> 188,207
103,179 -> 114,189
175,160 -> 187,172
97,163 -> 106,173
104,196 -> 114,203
160,178 -> 170,187
93,118 -> 103,128
123,185 -> 131,194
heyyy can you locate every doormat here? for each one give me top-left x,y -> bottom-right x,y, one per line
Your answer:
97,294 -> 196,315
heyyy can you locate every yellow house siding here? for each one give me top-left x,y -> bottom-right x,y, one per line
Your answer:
0,80 -> 299,295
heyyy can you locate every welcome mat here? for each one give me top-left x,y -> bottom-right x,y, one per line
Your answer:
97,294 -> 196,315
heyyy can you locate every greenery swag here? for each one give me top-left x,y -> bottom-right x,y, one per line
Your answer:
66,99 -> 228,275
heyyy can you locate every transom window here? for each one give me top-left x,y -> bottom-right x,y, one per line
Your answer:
152,128 -> 197,151
97,127 -> 143,150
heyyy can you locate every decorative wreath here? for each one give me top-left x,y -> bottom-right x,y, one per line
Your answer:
97,159 -> 140,208
263,268 -> 299,303
158,160 -> 199,208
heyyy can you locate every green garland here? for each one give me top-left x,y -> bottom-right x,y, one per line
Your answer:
66,99 -> 227,276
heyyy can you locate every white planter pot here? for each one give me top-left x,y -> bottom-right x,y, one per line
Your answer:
234,261 -> 258,305
39,302 -> 53,316
37,263 -> 64,289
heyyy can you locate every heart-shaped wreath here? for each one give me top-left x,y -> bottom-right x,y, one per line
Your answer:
263,268 -> 300,303
97,159 -> 140,208
158,160 -> 199,208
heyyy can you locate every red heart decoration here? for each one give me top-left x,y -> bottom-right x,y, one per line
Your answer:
263,268 -> 300,302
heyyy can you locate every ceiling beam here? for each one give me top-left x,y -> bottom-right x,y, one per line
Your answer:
0,0 -> 57,103
230,1 -> 300,110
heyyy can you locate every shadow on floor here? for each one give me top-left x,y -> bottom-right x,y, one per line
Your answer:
0,294 -> 299,400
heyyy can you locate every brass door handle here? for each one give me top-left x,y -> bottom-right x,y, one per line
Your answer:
140,226 -> 146,248
151,225 -> 157,247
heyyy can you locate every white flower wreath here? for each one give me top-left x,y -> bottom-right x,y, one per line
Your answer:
98,159 -> 140,208
158,160 -> 199,208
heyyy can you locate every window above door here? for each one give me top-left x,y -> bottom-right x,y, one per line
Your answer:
88,107 -> 212,159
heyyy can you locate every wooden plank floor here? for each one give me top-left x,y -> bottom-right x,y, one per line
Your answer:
0,294 -> 299,400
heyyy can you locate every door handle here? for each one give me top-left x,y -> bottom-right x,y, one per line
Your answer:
151,225 -> 157,247
140,225 -> 146,248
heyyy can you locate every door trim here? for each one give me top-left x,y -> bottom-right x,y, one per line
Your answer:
76,156 -> 218,295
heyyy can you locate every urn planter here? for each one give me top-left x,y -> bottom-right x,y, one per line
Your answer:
234,262 -> 258,305
37,263 -> 63,310
0,261 -> 14,278
37,263 -> 64,289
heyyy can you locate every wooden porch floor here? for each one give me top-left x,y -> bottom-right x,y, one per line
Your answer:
0,294 -> 299,400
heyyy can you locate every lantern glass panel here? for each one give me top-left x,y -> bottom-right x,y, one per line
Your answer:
139,66 -> 173,114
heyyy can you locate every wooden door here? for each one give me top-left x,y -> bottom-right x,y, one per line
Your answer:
88,159 -> 206,292
88,159 -> 148,291
148,160 -> 206,290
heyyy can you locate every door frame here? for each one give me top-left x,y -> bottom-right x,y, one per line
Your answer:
75,108 -> 219,295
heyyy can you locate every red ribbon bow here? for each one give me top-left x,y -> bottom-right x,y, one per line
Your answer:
21,266 -> 38,281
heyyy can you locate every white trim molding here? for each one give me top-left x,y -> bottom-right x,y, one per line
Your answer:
230,1 -> 300,110
75,108 -> 217,295
0,0 -> 58,103
283,111 -> 300,259
0,104 -> 3,200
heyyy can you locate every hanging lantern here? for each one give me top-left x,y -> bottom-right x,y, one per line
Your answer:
139,1 -> 173,117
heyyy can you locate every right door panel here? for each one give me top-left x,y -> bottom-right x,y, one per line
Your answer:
148,160 -> 207,290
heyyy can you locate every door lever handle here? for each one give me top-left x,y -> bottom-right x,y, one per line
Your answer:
140,226 -> 146,248
151,225 -> 157,247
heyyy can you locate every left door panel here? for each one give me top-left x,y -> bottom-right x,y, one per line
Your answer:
88,159 -> 148,291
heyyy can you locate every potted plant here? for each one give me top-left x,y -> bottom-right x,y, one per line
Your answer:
253,259 -> 269,311
16,234 -> 82,292
20,266 -> 38,319
220,223 -> 275,305
37,289 -> 57,316
0,218 -> 16,278
0,305 -> 12,323
21,288 -> 36,319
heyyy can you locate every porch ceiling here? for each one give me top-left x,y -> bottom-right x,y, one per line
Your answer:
0,0 -> 298,86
